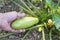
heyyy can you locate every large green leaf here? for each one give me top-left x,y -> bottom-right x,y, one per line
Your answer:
46,0 -> 58,10
0,0 -> 2,2
53,14 -> 60,30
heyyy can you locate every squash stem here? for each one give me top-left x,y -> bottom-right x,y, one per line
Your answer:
18,0 -> 38,17
42,27 -> 45,40
0,32 -> 16,39
27,24 -> 44,30
49,30 -> 52,40
27,0 -> 41,15
11,0 -> 38,17
58,0 -> 60,7
21,30 -> 31,40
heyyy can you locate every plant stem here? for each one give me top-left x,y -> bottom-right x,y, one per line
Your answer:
0,32 -> 16,39
19,0 -> 38,17
40,0 -> 43,9
11,0 -> 38,17
49,30 -> 52,40
21,30 -> 31,40
26,24 -> 44,30
27,0 -> 41,15
21,24 -> 44,40
58,0 -> 60,7
19,0 -> 31,11
42,27 -> 45,40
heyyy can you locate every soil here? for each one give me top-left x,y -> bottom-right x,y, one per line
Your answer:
0,0 -> 60,40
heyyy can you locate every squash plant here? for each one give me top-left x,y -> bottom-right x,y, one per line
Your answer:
10,0 -> 60,40
0,0 -> 60,40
